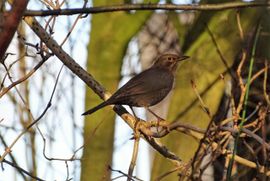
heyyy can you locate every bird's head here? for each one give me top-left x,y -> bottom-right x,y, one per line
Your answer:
153,53 -> 189,73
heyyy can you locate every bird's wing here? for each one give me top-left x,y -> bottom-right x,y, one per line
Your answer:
109,68 -> 173,101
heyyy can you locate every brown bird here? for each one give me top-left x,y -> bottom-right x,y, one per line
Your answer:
82,53 -> 189,117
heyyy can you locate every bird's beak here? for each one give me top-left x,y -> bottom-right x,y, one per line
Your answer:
178,55 -> 190,61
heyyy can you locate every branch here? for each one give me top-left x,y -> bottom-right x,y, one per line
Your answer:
23,2 -> 270,17
0,59 -> 47,98
0,63 -> 61,162
22,9 -> 186,169
2,159 -> 45,181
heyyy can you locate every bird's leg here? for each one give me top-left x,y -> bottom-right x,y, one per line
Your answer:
130,106 -> 139,121
129,106 -> 140,132
146,107 -> 166,133
146,107 -> 165,121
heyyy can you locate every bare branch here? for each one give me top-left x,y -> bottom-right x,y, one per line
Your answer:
23,2 -> 270,17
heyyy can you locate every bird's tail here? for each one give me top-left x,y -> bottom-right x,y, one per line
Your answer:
82,101 -> 109,116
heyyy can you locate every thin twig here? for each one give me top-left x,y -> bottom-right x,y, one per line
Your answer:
206,24 -> 235,80
127,132 -> 140,181
2,159 -> 45,181
0,59 -> 47,98
227,22 -> 261,179
236,10 -> 244,41
0,64 -> 63,162
191,80 -> 212,117
0,134 -> 26,180
109,166 -> 142,181
60,1 -> 88,46
263,61 -> 270,105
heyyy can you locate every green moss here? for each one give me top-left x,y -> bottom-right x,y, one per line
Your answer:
81,1 -> 158,180
151,8 -> 263,180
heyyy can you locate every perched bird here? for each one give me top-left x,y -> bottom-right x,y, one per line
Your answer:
82,53 -> 189,116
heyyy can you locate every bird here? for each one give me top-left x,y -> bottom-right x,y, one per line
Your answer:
82,53 -> 189,117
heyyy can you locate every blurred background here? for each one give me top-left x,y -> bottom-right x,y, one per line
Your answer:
0,0 -> 269,180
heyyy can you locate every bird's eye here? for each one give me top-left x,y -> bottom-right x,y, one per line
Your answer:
168,57 -> 171,61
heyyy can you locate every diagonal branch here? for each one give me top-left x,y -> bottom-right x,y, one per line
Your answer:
22,13 -> 185,168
